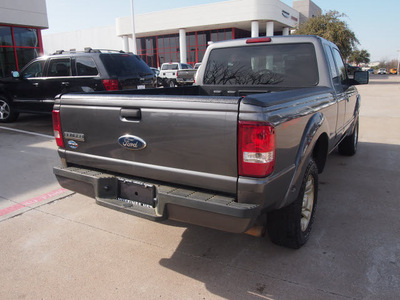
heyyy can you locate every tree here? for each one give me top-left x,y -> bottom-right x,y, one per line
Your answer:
293,10 -> 359,60
378,59 -> 398,70
348,49 -> 371,65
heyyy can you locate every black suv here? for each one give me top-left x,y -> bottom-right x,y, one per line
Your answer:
0,48 -> 155,122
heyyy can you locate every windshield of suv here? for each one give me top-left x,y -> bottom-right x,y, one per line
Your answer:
203,43 -> 318,87
100,54 -> 153,77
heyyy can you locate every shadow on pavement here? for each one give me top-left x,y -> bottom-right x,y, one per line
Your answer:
0,113 -> 53,136
158,141 -> 400,299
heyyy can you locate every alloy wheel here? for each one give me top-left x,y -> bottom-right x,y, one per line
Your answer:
0,100 -> 11,120
301,174 -> 315,232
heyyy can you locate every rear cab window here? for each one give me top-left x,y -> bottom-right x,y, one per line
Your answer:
203,43 -> 318,87
161,63 -> 179,70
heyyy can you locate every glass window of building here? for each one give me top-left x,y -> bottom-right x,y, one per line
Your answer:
135,28 -> 250,68
0,25 -> 43,78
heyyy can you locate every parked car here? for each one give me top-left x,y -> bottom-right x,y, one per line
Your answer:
0,48 -> 155,122
367,68 -> 375,75
389,68 -> 398,75
150,67 -> 163,87
377,68 -> 387,75
159,62 -> 195,87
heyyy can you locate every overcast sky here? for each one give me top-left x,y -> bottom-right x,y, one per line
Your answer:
43,0 -> 400,62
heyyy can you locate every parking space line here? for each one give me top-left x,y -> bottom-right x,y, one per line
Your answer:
0,126 -> 53,139
0,188 -> 68,217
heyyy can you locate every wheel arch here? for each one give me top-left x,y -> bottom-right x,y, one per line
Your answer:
294,112 -> 328,170
312,132 -> 329,174
279,112 -> 329,208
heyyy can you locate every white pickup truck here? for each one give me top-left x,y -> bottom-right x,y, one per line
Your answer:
159,62 -> 196,87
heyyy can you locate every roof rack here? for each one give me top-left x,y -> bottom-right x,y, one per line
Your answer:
87,48 -> 127,54
52,48 -> 127,55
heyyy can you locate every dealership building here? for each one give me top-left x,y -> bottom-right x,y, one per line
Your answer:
115,0 -> 321,68
0,0 -> 48,77
1,0 -> 321,73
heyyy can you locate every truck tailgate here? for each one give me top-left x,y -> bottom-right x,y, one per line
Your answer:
56,93 -> 241,194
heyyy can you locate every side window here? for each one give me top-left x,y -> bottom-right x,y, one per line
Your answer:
20,60 -> 46,78
332,49 -> 347,84
76,57 -> 98,76
48,58 -> 71,77
324,45 -> 338,78
324,45 -> 342,92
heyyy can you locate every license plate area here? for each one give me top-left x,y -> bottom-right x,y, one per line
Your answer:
118,179 -> 156,208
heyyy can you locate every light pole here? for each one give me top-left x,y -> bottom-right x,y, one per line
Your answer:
397,49 -> 400,76
131,0 -> 137,54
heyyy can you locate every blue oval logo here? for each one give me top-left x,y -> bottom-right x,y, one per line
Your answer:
118,135 -> 147,150
68,140 -> 78,149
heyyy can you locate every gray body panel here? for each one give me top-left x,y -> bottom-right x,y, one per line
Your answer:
57,93 -> 241,194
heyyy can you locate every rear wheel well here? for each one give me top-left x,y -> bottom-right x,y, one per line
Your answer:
312,133 -> 328,173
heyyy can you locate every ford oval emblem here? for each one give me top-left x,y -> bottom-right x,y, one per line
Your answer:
68,140 -> 78,149
118,135 -> 147,150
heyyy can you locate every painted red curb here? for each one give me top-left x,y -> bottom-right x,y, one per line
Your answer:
0,188 -> 68,217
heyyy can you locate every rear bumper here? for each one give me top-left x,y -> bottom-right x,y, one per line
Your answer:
176,78 -> 194,84
53,166 -> 260,233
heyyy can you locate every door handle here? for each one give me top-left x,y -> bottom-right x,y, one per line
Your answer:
120,108 -> 141,121
61,82 -> 70,87
32,83 -> 39,87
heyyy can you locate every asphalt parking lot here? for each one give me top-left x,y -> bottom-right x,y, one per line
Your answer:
0,75 -> 399,299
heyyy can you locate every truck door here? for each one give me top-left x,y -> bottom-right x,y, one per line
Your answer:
331,48 -> 356,130
325,45 -> 346,137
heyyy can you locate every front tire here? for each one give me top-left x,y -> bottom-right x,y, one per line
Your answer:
0,97 -> 19,123
267,159 -> 318,249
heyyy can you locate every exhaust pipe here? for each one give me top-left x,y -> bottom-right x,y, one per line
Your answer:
245,225 -> 266,237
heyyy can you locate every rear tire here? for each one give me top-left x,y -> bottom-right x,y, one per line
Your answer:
267,159 -> 318,249
168,80 -> 176,88
0,97 -> 19,123
338,118 -> 359,156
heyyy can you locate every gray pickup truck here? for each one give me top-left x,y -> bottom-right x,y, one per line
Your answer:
53,36 -> 368,249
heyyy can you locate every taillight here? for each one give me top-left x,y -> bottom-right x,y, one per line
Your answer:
102,79 -> 119,91
238,121 -> 275,177
246,37 -> 272,44
52,110 -> 65,148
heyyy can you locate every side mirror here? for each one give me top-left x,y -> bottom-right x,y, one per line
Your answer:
352,71 -> 369,85
11,71 -> 20,78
